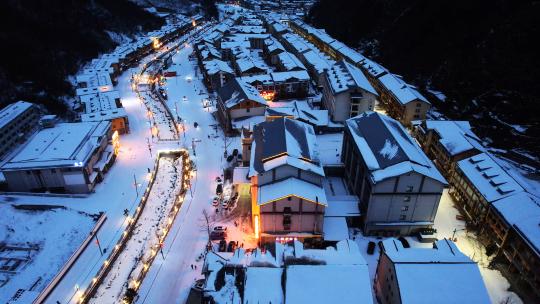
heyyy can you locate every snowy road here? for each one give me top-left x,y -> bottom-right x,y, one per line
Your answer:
90,156 -> 183,303
135,43 -> 229,304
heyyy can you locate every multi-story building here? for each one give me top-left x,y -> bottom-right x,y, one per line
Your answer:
342,112 -> 447,235
413,120 -> 484,178
0,121 -> 116,193
216,78 -> 268,132
0,101 -> 40,160
375,238 -> 490,304
321,60 -> 378,122
79,91 -> 129,134
372,73 -> 430,126
201,59 -> 235,91
248,117 -> 327,242
240,70 -> 310,100
482,192 -> 540,301
449,152 -> 523,225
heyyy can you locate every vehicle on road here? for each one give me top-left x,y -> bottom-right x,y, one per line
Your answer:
213,226 -> 227,232
210,230 -> 226,240
218,240 -> 227,252
367,241 -> 376,255
212,197 -> 219,207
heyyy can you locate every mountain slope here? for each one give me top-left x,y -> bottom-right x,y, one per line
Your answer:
0,0 -> 164,113
308,0 -> 540,158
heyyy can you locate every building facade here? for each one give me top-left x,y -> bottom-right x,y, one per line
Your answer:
0,101 -> 40,160
342,112 -> 447,236
1,121 -> 117,193
248,118 -> 327,242
321,60 -> 378,122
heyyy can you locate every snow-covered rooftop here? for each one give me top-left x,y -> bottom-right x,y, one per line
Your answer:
244,267 -> 283,303
286,264 -> 373,304
457,152 -> 524,203
302,49 -> 335,75
346,112 -> 446,184
379,73 -> 429,105
266,100 -> 329,127
277,51 -> 306,71
249,117 -> 323,177
217,78 -> 267,109
382,238 -> 490,304
258,177 -> 327,206
424,120 -> 484,156
1,121 -> 110,170
492,192 -> 540,254
202,59 -> 234,75
0,101 -> 35,130
326,60 -> 377,95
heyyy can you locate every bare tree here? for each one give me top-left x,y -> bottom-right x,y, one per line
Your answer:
202,209 -> 213,252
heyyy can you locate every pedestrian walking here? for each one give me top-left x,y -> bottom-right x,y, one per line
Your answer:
190,264 -> 193,269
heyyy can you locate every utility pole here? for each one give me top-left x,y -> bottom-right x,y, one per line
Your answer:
146,137 -> 152,157
92,231 -> 104,256
133,174 -> 139,197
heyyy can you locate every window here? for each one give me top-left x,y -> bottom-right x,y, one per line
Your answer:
415,108 -> 420,113
399,215 -> 406,220
283,207 -> 292,230
51,169 -> 56,173
401,206 -> 409,212
246,107 -> 250,113
403,196 -> 411,202
416,102 -> 422,107
287,196 -> 292,201
406,185 -> 413,192
414,114 -> 420,119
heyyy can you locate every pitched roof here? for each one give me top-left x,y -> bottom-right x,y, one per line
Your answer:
217,78 -> 267,109
326,60 -> 377,95
424,120 -> 485,156
249,118 -> 323,177
382,239 -> 490,304
457,152 -> 524,203
379,73 -> 429,105
346,112 -> 446,184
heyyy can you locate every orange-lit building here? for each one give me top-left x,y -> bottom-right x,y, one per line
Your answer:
246,118 -> 327,243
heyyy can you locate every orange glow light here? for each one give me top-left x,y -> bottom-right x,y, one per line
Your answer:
254,215 -> 260,239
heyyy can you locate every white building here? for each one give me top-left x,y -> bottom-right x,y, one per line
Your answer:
0,101 -> 40,159
0,121 -> 116,193
375,238 -> 490,304
322,60 -> 378,122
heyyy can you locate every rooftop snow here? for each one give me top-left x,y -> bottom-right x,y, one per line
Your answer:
492,192 -> 540,254
379,73 -> 429,105
217,78 -> 267,109
202,59 -> 234,75
382,239 -> 490,304
266,100 -> 328,127
277,51 -> 306,71
285,264 -> 373,304
324,196 -> 360,217
424,120 -> 484,155
457,152 -> 524,203
0,101 -> 35,130
326,60 -> 377,95
323,217 -> 349,241
258,177 -> 327,206
244,267 -> 283,303
1,121 -> 110,170
249,117 -> 323,177
346,112 -> 446,184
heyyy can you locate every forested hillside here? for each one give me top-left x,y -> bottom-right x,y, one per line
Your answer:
308,0 -> 540,158
0,0 -> 164,114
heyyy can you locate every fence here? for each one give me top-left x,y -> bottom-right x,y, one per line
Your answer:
34,213 -> 107,303
77,150 -> 191,304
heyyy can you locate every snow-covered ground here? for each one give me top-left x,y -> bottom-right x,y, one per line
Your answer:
0,204 -> 97,303
90,156 -> 183,303
135,41 -> 256,304
433,190 -> 523,304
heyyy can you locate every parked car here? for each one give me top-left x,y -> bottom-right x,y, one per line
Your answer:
213,226 -> 227,232
218,240 -> 227,252
216,184 -> 223,196
212,197 -> 219,207
227,241 -> 237,252
210,231 -> 226,241
222,200 -> 229,208
367,241 -> 376,255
